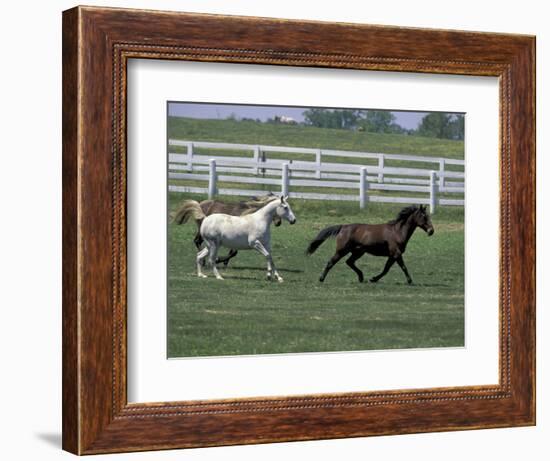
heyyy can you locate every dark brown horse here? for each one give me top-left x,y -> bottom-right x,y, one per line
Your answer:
306,205 -> 434,284
172,193 -> 282,266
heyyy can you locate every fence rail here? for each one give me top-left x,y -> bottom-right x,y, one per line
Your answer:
168,140 -> 465,212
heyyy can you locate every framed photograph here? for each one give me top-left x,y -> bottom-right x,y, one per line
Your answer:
62,6 -> 535,455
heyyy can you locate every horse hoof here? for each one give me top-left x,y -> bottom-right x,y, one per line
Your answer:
369,278 -> 378,283
276,277 -> 284,283
216,276 -> 224,281
198,274 -> 207,278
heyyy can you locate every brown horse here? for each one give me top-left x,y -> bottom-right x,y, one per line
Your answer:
306,205 -> 434,284
171,193 -> 282,266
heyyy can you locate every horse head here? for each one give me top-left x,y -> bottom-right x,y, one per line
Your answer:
276,195 -> 296,225
415,205 -> 434,236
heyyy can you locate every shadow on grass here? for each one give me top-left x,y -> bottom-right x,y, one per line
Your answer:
402,282 -> 452,288
219,275 -> 297,282
353,281 -> 452,288
413,282 -> 453,288
224,265 -> 304,273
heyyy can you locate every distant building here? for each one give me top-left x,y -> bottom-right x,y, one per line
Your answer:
277,115 -> 297,125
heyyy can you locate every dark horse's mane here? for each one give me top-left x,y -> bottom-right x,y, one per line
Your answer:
388,205 -> 422,226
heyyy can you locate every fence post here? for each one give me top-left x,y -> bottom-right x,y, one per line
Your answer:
260,150 -> 267,177
187,142 -> 194,172
282,163 -> 290,197
439,159 -> 445,189
359,167 -> 368,209
378,154 -> 384,183
429,170 -> 437,213
253,146 -> 260,175
316,149 -> 322,179
208,159 -> 217,199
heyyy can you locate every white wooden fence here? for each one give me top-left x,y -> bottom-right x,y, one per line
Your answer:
168,140 -> 465,213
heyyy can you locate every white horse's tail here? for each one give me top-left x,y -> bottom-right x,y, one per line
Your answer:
171,200 -> 206,225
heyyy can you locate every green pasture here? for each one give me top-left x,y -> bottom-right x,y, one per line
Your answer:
168,117 -> 465,160
167,194 -> 464,358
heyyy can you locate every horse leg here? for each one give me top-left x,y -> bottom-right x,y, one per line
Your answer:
216,249 -> 238,267
396,255 -> 413,284
346,250 -> 366,283
196,247 -> 209,278
194,232 -> 208,267
253,240 -> 282,282
194,232 -> 203,250
370,257 -> 396,283
319,249 -> 349,283
207,242 -> 223,280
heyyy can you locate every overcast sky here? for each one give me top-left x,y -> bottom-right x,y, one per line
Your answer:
168,102 -> 441,130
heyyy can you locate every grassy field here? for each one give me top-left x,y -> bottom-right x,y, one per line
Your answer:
167,115 -> 464,358
168,194 -> 464,358
168,117 -> 465,160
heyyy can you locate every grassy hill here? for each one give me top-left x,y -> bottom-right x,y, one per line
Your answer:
168,117 -> 464,160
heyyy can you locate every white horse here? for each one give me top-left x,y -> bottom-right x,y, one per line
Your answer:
182,196 -> 296,281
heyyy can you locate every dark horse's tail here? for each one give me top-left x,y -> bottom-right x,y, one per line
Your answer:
171,200 -> 206,225
306,225 -> 342,255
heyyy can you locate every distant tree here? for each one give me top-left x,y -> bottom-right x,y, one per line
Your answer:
357,110 -> 397,134
339,109 -> 362,129
303,108 -> 362,130
448,114 -> 465,140
416,113 -> 451,138
302,108 -> 412,134
416,113 -> 464,140
386,123 -> 407,134
303,109 -> 328,127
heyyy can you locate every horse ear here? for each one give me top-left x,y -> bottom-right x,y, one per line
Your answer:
420,204 -> 426,212
280,195 -> 285,203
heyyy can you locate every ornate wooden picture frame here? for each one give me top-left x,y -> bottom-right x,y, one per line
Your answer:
62,6 -> 535,455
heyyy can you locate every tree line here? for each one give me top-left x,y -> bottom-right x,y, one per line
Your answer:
298,109 -> 464,140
